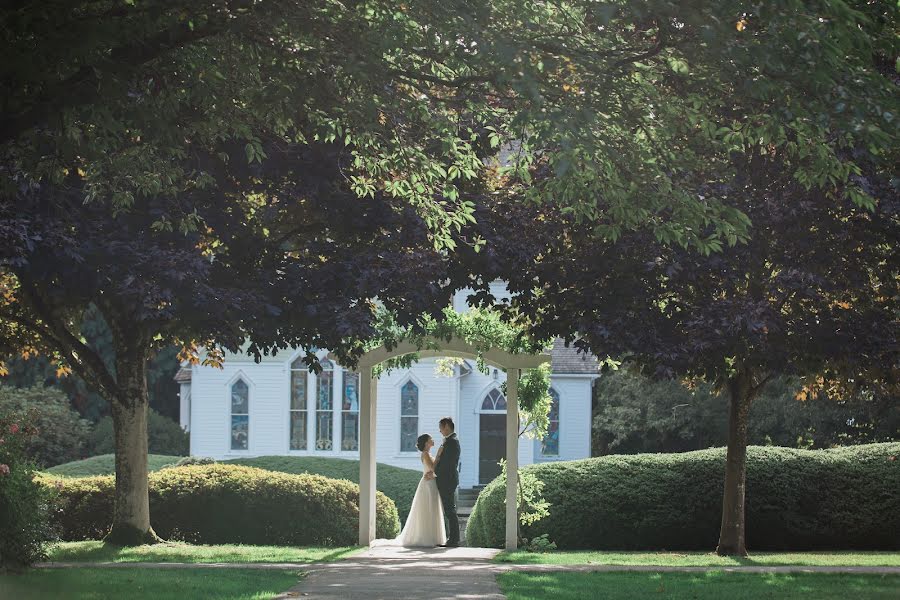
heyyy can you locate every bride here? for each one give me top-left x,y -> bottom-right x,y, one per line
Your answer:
394,433 -> 446,547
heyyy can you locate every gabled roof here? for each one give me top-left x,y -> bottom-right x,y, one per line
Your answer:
174,367 -> 192,383
550,338 -> 599,374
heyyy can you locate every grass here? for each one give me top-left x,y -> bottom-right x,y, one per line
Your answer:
44,454 -> 181,477
496,550 -> 900,567
498,571 -> 900,600
47,541 -> 361,564
0,567 -> 302,600
226,455 -> 421,523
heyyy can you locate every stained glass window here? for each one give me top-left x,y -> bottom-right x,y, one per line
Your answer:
481,388 -> 507,412
289,358 -> 307,450
541,388 -> 560,457
342,371 -> 360,451
400,380 -> 419,452
316,359 -> 334,450
230,379 -> 249,451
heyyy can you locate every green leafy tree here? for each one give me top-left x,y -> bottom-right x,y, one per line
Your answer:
0,386 -> 92,468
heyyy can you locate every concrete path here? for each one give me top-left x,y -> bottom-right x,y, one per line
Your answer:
274,545 -> 504,600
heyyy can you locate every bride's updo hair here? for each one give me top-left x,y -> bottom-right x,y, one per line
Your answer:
416,434 -> 432,452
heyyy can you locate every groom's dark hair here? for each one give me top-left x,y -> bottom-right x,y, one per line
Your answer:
439,417 -> 455,431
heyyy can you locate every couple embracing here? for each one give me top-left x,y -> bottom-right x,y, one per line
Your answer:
395,417 -> 461,547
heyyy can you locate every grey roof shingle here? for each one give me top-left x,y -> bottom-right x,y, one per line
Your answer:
550,338 -> 599,374
174,366 -> 192,383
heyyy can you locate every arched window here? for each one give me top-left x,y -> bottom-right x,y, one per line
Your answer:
541,388 -> 560,457
315,359 -> 334,450
289,358 -> 308,450
230,379 -> 249,451
342,370 -> 360,451
481,388 -> 507,412
400,380 -> 419,452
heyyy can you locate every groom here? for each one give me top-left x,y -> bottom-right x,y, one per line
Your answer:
433,416 -> 460,547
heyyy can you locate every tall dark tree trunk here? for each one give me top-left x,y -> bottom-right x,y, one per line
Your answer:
716,369 -> 755,556
104,347 -> 160,546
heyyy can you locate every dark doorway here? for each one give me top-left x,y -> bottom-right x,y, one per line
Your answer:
479,413 -> 506,484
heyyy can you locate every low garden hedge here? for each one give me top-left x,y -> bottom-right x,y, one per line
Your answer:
38,463 -> 399,545
467,443 -> 900,550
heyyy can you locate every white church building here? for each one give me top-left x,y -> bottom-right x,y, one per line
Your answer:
176,284 -> 599,488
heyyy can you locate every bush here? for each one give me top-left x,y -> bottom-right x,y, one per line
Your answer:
227,456 -> 421,524
0,410 -> 57,570
163,456 -> 216,469
0,386 -> 92,468
88,409 -> 188,456
39,463 -> 399,545
467,443 -> 900,551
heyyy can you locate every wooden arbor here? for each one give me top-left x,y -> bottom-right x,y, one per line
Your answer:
355,337 -> 550,550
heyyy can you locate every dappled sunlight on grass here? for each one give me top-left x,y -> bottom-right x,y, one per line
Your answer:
0,567 -> 303,600
495,550 -> 900,567
47,541 -> 362,564
498,571 -> 900,600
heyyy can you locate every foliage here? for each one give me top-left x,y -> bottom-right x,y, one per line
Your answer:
373,307 -> 553,432
38,464 -> 399,545
591,371 -> 899,455
45,454 -> 181,478
226,455 -> 421,525
87,410 -> 188,457
466,444 -> 900,550
4,1 -> 897,253
164,456 -> 216,469
521,534 -> 557,554
0,410 -> 56,570
0,386 -> 92,468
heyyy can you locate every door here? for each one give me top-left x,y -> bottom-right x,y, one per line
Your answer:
479,414 -> 506,484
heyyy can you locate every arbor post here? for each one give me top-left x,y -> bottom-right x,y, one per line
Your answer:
359,366 -> 377,546
505,368 -> 519,550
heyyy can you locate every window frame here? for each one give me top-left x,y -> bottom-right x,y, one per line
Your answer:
398,378 -> 420,454
314,358 -> 335,451
536,387 -> 561,460
288,358 -> 309,451
227,374 -> 251,453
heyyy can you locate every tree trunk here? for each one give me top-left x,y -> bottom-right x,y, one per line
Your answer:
716,370 -> 754,556
105,357 -> 159,546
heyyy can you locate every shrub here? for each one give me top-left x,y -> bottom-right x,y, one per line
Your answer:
163,456 -> 216,469
0,410 -> 57,570
467,443 -> 900,551
0,386 -> 92,468
227,456 -> 421,524
88,410 -> 188,456
39,463 -> 399,545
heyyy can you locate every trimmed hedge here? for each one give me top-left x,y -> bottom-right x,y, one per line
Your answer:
467,443 -> 900,550
38,464 -> 399,545
226,456 -> 422,524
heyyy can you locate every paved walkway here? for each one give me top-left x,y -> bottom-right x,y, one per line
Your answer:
274,545 -> 505,600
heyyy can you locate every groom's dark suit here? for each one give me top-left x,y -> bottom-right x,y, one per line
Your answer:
435,432 -> 461,545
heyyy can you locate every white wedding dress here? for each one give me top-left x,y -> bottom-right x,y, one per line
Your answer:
392,452 -> 446,547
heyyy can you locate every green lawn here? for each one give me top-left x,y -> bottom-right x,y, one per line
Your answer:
45,454 -> 182,477
496,550 -> 900,567
226,455 -> 421,522
498,571 -> 900,600
47,541 -> 361,564
0,567 -> 301,600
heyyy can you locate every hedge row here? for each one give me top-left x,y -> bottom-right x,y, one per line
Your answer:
38,464 -> 400,545
467,443 -> 900,550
